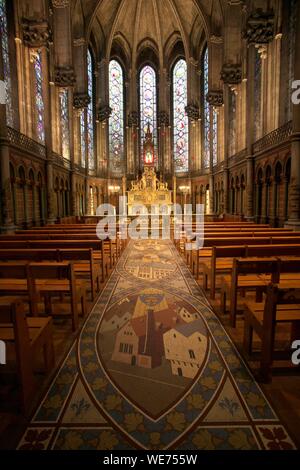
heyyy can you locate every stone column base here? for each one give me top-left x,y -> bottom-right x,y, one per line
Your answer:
284,219 -> 300,231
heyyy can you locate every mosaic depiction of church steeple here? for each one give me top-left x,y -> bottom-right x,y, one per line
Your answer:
18,240 -> 296,450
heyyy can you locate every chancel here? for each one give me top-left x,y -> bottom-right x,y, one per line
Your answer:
0,0 -> 300,456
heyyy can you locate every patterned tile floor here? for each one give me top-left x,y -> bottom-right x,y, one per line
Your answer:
18,240 -> 296,450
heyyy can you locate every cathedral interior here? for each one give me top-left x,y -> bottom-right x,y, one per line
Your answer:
0,0 -> 300,456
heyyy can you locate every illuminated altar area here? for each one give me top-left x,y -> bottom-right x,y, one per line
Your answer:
127,124 -> 173,215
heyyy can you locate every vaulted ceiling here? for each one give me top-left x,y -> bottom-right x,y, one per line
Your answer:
72,0 -> 225,62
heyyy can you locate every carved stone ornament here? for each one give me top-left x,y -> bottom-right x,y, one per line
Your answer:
97,105 -> 112,122
185,104 -> 200,121
73,93 -> 91,109
128,111 -> 139,127
52,0 -> 69,8
206,90 -> 224,107
243,8 -> 275,45
54,66 -> 76,87
221,63 -> 242,85
22,18 -> 52,47
158,111 -> 170,127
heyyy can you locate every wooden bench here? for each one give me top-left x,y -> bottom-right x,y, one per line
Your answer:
220,258 -> 300,327
28,262 -> 87,331
243,284 -> 300,382
0,302 -> 54,414
201,244 -> 300,300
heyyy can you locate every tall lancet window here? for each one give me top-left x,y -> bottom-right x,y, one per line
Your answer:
173,59 -> 188,173
0,0 -> 13,126
228,89 -> 237,157
254,48 -> 262,141
212,108 -> 218,165
59,89 -> 70,159
87,50 -> 95,170
109,59 -> 124,174
80,110 -> 86,168
140,65 -> 157,165
203,47 -> 210,169
32,51 -> 45,144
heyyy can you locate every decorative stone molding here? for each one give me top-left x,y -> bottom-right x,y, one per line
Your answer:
158,111 -> 170,127
243,9 -> 275,45
206,90 -> 224,107
210,35 -> 223,44
73,93 -> 91,109
97,105 -> 112,122
73,37 -> 86,47
185,104 -> 200,121
220,63 -> 242,85
52,0 -> 69,8
128,111 -> 139,127
54,66 -> 76,87
22,18 -> 51,47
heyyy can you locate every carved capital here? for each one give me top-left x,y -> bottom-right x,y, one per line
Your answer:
73,93 -> 91,109
97,105 -> 112,122
243,8 -> 275,45
22,18 -> 52,47
206,90 -> 224,107
54,66 -> 76,87
185,104 -> 200,121
158,111 -> 169,127
52,0 -> 69,8
128,111 -> 139,127
221,63 -> 242,85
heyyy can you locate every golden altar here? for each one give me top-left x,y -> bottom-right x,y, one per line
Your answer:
127,167 -> 172,215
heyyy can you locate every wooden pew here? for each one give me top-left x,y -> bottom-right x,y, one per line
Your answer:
0,302 -> 54,414
28,262 -> 87,331
201,244 -> 300,300
0,239 -> 109,284
0,248 -> 100,301
220,258 -> 300,327
243,284 -> 300,382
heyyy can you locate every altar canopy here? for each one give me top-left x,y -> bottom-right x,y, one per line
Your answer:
127,167 -> 172,215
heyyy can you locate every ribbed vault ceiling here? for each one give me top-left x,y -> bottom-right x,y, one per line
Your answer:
72,0 -> 224,60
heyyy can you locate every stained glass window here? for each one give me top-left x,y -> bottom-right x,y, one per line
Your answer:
109,59 -> 124,174
59,89 -> 70,159
212,108 -> 218,166
87,50 -> 95,170
80,109 -> 86,168
140,65 -> 157,165
32,51 -> 45,144
203,47 -> 210,169
229,89 -> 237,156
0,0 -> 13,126
254,48 -> 262,141
173,59 -> 188,173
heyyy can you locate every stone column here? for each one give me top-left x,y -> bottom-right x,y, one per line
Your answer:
286,1 -> 300,229
97,59 -> 110,177
245,45 -> 256,220
0,30 -> 15,233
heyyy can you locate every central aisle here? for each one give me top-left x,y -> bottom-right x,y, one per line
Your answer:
18,240 -> 295,450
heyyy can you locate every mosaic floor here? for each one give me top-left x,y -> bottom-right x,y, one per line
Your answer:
18,240 -> 296,450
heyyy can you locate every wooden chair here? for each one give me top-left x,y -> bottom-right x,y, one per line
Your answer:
220,258 -> 280,327
0,302 -> 54,414
243,284 -> 300,382
28,262 -> 87,331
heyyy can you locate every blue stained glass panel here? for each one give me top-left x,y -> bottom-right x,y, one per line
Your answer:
109,60 -> 124,174
80,109 -> 86,168
59,89 -> 70,159
203,47 -> 210,169
173,59 -> 188,173
140,65 -> 157,165
0,0 -> 13,126
87,50 -> 95,170
33,51 -> 45,144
